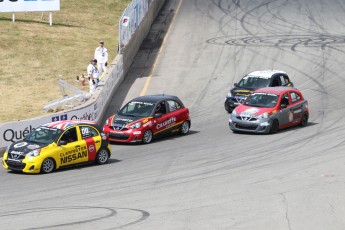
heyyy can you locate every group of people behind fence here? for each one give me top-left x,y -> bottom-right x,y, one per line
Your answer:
88,40 -> 109,94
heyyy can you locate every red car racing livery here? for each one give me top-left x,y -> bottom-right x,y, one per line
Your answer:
103,94 -> 191,144
229,87 -> 309,134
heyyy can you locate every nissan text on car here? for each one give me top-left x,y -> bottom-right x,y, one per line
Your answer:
103,94 -> 191,144
2,120 -> 111,174
225,70 -> 293,113
229,87 -> 309,134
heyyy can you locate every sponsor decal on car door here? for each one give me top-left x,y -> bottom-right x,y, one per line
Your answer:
59,141 -> 88,166
154,114 -> 177,135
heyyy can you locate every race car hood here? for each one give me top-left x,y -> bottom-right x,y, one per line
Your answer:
234,105 -> 274,117
230,87 -> 253,102
110,114 -> 142,128
7,140 -> 48,157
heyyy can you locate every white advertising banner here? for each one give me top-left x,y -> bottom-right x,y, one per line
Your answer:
0,0 -> 60,13
0,103 -> 96,148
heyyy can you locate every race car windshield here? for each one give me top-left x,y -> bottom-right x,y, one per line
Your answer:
24,127 -> 63,144
119,101 -> 155,117
238,75 -> 270,89
244,93 -> 278,108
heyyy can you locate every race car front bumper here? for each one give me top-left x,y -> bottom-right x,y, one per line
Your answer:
3,152 -> 42,174
229,115 -> 271,134
104,127 -> 143,143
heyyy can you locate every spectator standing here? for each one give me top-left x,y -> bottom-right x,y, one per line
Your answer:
87,58 -> 99,94
94,40 -> 108,77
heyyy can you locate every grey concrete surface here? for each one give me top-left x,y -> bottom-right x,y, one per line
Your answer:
1,0 -> 345,229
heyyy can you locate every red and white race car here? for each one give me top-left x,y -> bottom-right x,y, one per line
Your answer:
229,87 -> 309,134
103,94 -> 191,143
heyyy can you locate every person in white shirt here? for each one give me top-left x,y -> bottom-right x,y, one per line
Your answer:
87,58 -> 99,94
94,40 -> 108,77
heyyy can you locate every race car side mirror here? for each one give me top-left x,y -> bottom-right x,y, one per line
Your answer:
234,83 -> 238,87
154,113 -> 162,118
280,104 -> 287,109
58,140 -> 67,146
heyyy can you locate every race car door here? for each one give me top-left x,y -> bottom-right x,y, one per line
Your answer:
58,127 -> 88,167
277,93 -> 293,129
288,91 -> 304,125
153,100 -> 177,136
79,125 -> 100,161
166,99 -> 186,133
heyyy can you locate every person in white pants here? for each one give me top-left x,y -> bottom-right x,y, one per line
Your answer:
94,40 -> 108,77
87,58 -> 99,94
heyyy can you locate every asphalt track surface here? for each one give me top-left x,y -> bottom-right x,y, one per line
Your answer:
1,0 -> 345,229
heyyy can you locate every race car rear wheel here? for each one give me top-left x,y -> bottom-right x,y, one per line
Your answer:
142,130 -> 153,144
41,158 -> 55,174
180,121 -> 190,135
269,119 -> 279,134
95,148 -> 110,165
300,112 -> 309,126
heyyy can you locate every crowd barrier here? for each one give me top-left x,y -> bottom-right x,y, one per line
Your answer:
0,0 -> 165,156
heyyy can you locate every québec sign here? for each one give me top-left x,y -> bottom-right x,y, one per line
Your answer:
0,0 -> 60,13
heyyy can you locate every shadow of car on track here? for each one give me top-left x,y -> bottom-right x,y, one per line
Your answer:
5,158 -> 121,175
230,122 -> 318,136
109,130 -> 200,145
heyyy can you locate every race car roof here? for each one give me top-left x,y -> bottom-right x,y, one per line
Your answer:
247,70 -> 287,78
42,120 -> 97,130
254,87 -> 299,95
131,94 -> 182,103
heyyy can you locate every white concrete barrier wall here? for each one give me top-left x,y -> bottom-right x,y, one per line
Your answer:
0,0 -> 165,156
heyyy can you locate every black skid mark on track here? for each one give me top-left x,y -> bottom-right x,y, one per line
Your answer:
0,206 -> 150,230
207,34 -> 345,50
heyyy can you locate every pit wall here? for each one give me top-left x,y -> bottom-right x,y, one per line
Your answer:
0,0 -> 165,156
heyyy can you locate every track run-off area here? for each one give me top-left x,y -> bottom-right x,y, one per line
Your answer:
1,0 -> 345,229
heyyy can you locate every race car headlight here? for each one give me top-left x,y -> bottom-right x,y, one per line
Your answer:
104,119 -> 109,126
257,112 -> 269,119
128,122 -> 142,129
231,110 -> 238,116
27,149 -> 41,158
226,92 -> 232,98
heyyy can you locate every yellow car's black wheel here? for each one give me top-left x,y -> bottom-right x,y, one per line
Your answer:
95,148 -> 109,165
41,158 -> 55,174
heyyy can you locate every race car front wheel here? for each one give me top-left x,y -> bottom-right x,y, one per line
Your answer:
180,121 -> 190,135
142,130 -> 153,144
41,158 -> 55,174
269,119 -> 279,134
95,148 -> 110,165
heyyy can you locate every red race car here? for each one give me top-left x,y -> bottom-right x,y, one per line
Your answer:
103,94 -> 191,143
229,87 -> 309,134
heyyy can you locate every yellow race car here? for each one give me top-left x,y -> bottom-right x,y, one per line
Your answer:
2,120 -> 111,174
